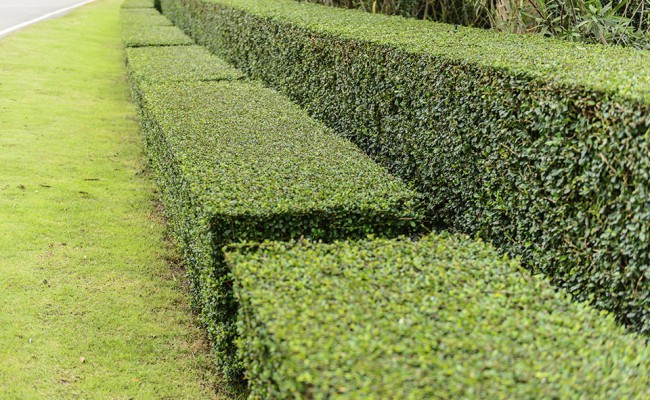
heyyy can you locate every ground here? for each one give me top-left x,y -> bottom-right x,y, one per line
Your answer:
0,0 -> 230,397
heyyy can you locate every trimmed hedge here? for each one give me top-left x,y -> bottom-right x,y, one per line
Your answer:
120,8 -> 173,25
121,0 -> 155,8
131,77 -> 421,380
120,9 -> 193,47
120,8 -> 172,24
119,9 -> 175,40
161,0 -> 650,333
125,45 -> 244,85
228,235 -> 650,399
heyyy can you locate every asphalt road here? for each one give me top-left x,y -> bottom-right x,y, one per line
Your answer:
0,0 -> 95,38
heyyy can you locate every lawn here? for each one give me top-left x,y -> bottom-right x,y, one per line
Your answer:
0,0 -> 231,397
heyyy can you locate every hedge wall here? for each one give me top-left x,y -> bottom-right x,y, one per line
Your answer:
160,0 -> 650,333
123,20 -> 421,379
228,234 -> 650,399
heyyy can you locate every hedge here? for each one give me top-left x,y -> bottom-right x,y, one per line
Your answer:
160,0 -> 650,333
120,8 -> 173,25
125,45 -> 244,86
129,74 -> 421,380
228,234 -> 650,399
121,0 -> 155,8
120,8 -> 193,47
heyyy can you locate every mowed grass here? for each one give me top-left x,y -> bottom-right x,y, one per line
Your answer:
0,0 -> 230,398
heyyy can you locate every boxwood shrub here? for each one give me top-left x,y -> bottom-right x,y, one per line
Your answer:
161,0 -> 650,333
228,234 -> 650,399
130,76 -> 420,380
121,8 -> 193,47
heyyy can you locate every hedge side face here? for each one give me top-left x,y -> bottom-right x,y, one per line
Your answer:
228,235 -> 650,399
161,0 -> 650,333
133,79 -> 420,380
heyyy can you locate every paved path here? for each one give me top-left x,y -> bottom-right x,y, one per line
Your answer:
0,0 -> 95,38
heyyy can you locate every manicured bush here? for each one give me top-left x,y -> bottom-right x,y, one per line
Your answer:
161,0 -> 650,333
132,77 -> 421,380
120,8 -> 172,25
121,25 -> 193,47
121,9 -> 193,47
228,234 -> 650,399
121,0 -> 155,8
125,45 -> 244,87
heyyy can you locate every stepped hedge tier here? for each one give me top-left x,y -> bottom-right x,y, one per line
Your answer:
160,0 -> 650,333
125,46 -> 244,85
122,10 -> 422,378
120,7 -> 172,24
121,0 -> 155,8
136,80 -> 420,380
228,235 -> 650,399
120,8 -> 193,47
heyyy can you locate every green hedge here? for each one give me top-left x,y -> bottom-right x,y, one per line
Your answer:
125,46 -> 244,86
120,9 -> 193,47
130,76 -> 420,380
120,7 -> 174,25
120,8 -> 172,25
161,0 -> 650,333
121,0 -> 155,8
228,234 -> 650,399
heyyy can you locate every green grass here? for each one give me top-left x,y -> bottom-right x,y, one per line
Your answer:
0,0 -> 232,398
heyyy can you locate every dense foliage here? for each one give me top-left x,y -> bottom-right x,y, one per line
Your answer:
160,0 -> 650,333
120,8 -> 172,26
121,0 -> 155,8
122,10 -> 421,380
125,45 -> 244,84
229,235 -> 650,399
120,8 -> 193,47
137,80 -> 419,381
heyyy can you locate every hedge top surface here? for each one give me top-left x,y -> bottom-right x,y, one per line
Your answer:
121,25 -> 194,47
140,80 -> 419,221
120,8 -> 173,26
121,9 -> 193,47
120,0 -> 155,8
207,0 -> 650,103
229,235 -> 650,398
126,46 -> 245,83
